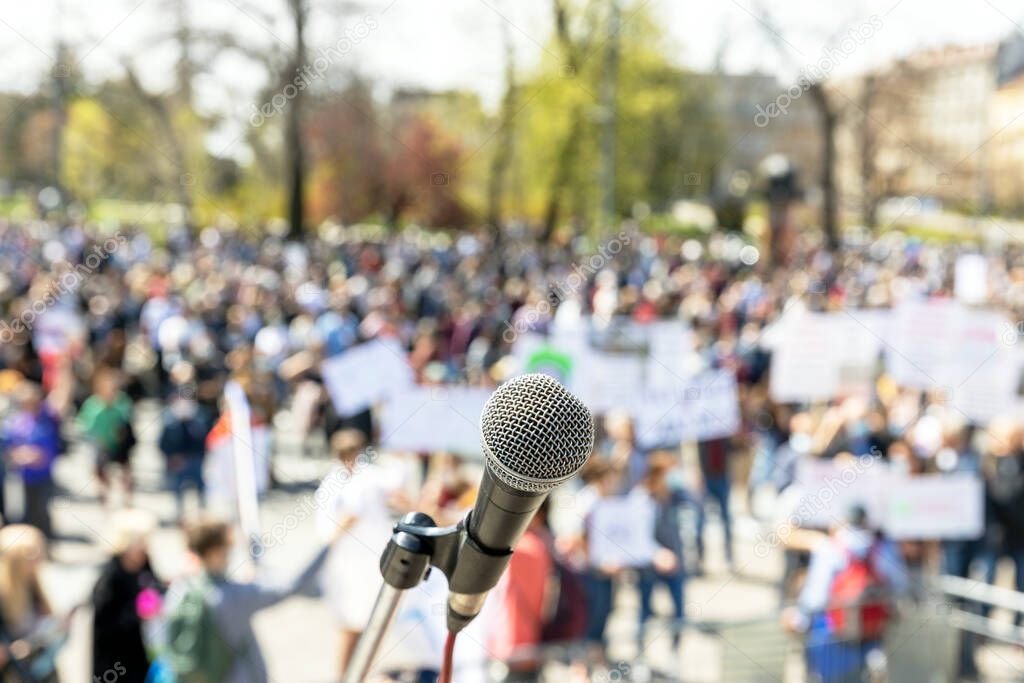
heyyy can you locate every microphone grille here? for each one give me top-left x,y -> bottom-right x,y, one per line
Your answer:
480,373 -> 595,493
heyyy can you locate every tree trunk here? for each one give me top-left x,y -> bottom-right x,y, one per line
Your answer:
286,0 -> 307,239
486,26 -> 515,242
859,75 -> 878,229
541,107 -> 584,243
124,64 -> 193,225
810,83 -> 839,250
172,0 -> 195,106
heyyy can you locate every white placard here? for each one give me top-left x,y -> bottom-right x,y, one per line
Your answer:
573,352 -> 646,412
882,474 -> 984,540
512,317 -> 697,413
588,494 -> 659,567
321,338 -> 414,417
645,321 -> 698,392
885,299 -> 961,388
379,386 -> 490,456
769,309 -> 886,403
794,460 -> 984,539
885,300 -> 1017,421
225,381 -> 262,560
955,253 -> 988,304
795,458 -> 888,530
770,311 -> 843,402
635,369 -> 741,449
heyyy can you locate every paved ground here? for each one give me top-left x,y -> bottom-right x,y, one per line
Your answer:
27,401 -> 1024,682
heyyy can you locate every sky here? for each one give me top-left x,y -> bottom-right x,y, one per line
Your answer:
1,0 -> 1022,154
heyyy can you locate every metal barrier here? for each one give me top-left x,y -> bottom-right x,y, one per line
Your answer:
502,575 -> 1024,682
933,574 -> 1024,682
506,602 -> 956,682
694,603 -> 957,683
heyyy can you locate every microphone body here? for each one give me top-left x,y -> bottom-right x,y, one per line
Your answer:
443,374 -> 594,632
445,472 -> 547,630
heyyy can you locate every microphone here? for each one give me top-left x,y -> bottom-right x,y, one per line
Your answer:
445,373 -> 594,632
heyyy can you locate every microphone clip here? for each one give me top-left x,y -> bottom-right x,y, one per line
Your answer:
381,511 -> 512,594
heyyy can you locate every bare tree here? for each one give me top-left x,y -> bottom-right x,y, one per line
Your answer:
808,81 -> 839,247
541,0 -> 598,243
857,57 -> 943,226
284,0 -> 309,239
750,4 -> 849,250
858,73 -> 878,228
123,62 -> 194,223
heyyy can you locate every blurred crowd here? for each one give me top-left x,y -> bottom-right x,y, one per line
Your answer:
0,218 -> 1023,680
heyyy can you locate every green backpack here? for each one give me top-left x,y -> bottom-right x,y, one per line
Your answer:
165,575 -> 235,683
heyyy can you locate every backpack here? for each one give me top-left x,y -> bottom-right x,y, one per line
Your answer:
825,542 -> 891,640
539,559 -> 589,644
165,575 -> 235,683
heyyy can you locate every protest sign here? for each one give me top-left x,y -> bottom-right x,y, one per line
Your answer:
955,253 -> 988,304
379,386 -> 491,456
885,300 -> 1017,421
794,459 -> 984,539
635,369 -> 741,449
587,493 -> 659,567
882,473 -> 983,540
512,317 -> 697,413
321,338 -> 414,417
224,380 -> 263,561
769,309 -> 886,403
770,311 -> 844,402
794,457 -> 887,529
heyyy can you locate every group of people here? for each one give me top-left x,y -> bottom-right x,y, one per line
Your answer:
0,217 -> 1022,681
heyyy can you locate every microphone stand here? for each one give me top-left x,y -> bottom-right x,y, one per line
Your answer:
343,512 -> 463,683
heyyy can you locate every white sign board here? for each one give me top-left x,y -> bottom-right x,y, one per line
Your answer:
769,309 -> 886,403
512,318 -> 697,412
588,494 -> 659,567
635,369 -> 741,449
955,253 -> 988,304
379,386 -> 490,456
885,300 -> 1017,421
224,380 -> 263,560
573,352 -> 647,412
795,460 -> 984,539
882,473 -> 984,540
794,458 -> 888,529
322,338 -> 414,417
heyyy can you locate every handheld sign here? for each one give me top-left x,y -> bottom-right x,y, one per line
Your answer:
224,380 -> 263,562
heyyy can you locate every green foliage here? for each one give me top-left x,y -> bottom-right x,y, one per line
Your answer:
0,0 -> 725,230
512,0 -> 726,228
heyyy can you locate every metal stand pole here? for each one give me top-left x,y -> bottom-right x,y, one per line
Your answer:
342,583 -> 405,683
342,512 -> 461,683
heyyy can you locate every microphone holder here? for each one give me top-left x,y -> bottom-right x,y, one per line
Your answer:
343,511 -> 470,682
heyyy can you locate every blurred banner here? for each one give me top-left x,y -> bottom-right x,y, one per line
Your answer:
379,386 -> 491,456
321,338 -> 414,417
588,493 -> 659,567
795,460 -> 984,540
770,300 -> 1022,422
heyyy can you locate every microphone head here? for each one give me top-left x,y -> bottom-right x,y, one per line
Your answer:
480,373 -> 595,493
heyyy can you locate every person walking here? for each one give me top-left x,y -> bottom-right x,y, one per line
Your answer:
0,525 -> 63,682
314,429 -> 410,677
164,518 -> 340,683
696,435 -> 735,573
635,451 -> 692,650
91,510 -> 163,683
77,367 -> 135,506
785,505 -> 908,683
158,392 -> 213,518
1,374 -> 72,538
